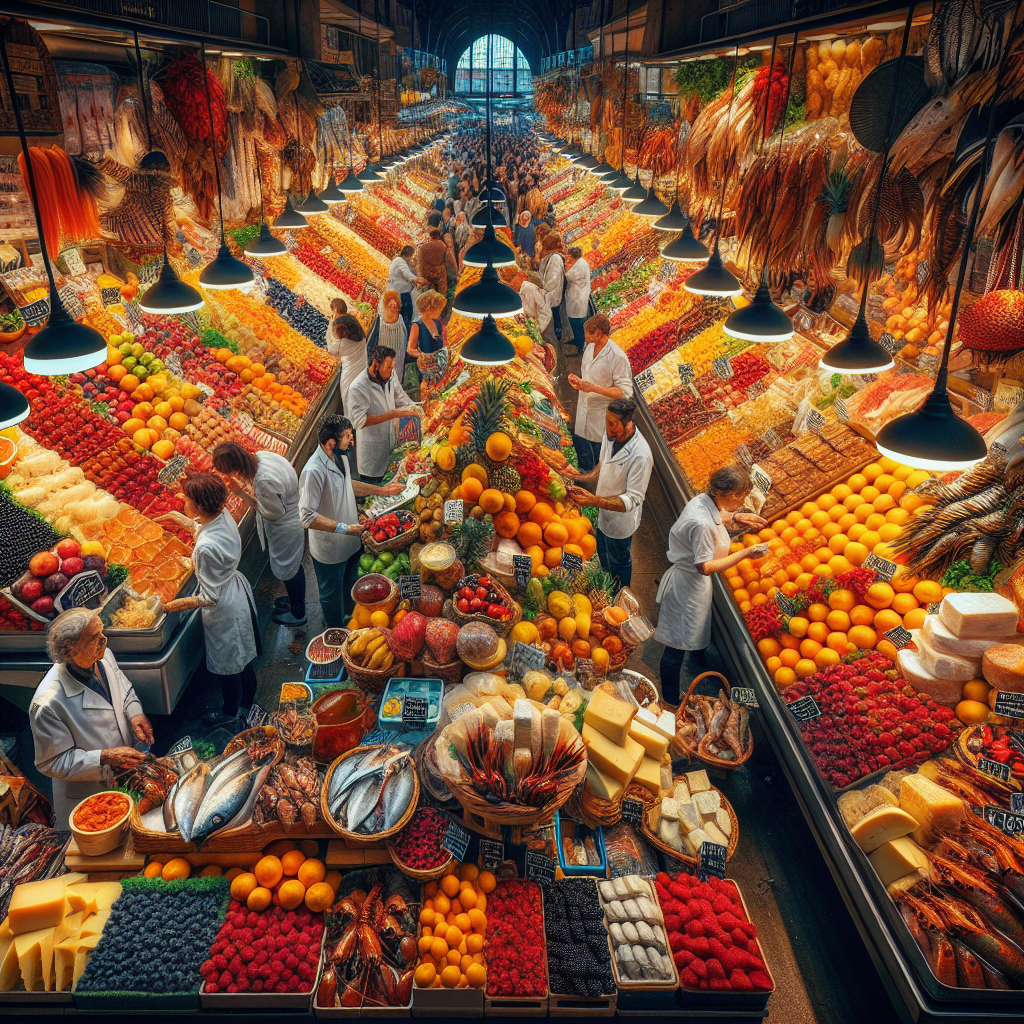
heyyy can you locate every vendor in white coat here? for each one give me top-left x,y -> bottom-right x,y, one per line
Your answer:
346,344 -> 424,486
327,313 -> 368,412
565,398 -> 653,588
654,465 -> 768,703
161,474 -> 260,727
31,608 -> 153,827
299,414 -> 403,629
563,245 -> 592,353
212,442 -> 306,628
568,313 -> 633,473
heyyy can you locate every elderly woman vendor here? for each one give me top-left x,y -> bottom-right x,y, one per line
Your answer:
30,608 -> 153,827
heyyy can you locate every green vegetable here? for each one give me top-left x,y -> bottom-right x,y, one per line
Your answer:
370,558 -> 385,574
106,563 -> 130,589
674,55 -> 757,104
359,553 -> 374,570
379,551 -> 395,567
941,558 -> 1002,593
192,739 -> 217,760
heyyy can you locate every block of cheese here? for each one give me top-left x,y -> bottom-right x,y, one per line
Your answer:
636,707 -> 676,740
920,614 -> 1022,659
673,778 -> 690,803
79,910 -> 110,938
692,788 -> 721,819
13,926 -> 49,991
703,821 -> 729,848
660,797 -> 680,820
634,706 -> 659,731
586,762 -> 624,803
67,881 -> 122,913
512,699 -> 534,752
54,940 -> 79,993
583,689 -> 635,745
44,912 -> 83,992
916,634 -> 981,682
896,649 -> 962,708
658,817 -> 683,852
685,769 -> 711,793
39,932 -> 55,992
868,836 -> 930,886
8,878 -> 67,935
581,723 -> 645,785
899,774 -> 964,837
633,755 -> 663,796
629,717 -> 670,760
683,827 -> 711,857
677,801 -> 700,833
850,805 -> 920,853
939,592 -> 1019,639
0,935 -> 20,991
65,891 -> 89,915
982,644 -> 1024,692
72,934 -> 101,989
715,807 -> 732,837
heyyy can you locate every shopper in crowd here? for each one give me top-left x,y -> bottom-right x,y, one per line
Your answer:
565,398 -> 653,587
433,187 -> 447,212
567,313 -> 632,473
366,289 -> 409,388
407,290 -> 448,399
161,474 -> 260,727
347,344 -> 424,485
212,442 -> 306,628
525,177 -> 546,221
514,210 -> 536,259
330,297 -> 348,319
454,210 -> 472,256
448,162 -> 462,199
31,608 -> 153,827
440,203 -> 455,239
298,415 -> 401,629
539,231 -> 567,344
327,312 -> 368,413
387,244 -> 426,329
544,203 -> 557,229
655,465 -> 769,703
534,220 -> 551,263
417,227 -> 449,297
519,272 -> 552,339
443,236 -> 459,319
564,245 -> 592,353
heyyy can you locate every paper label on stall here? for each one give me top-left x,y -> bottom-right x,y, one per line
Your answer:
834,397 -> 850,423
699,842 -> 727,882
157,455 -> 189,486
678,362 -> 694,384
806,408 -> 826,434
479,840 -> 504,869
444,500 -> 464,524
397,575 -> 421,600
55,570 -> 105,612
731,686 -> 759,708
878,332 -> 902,355
246,705 -> 270,728
441,821 -> 472,860
561,550 -> 584,574
540,426 -> 563,451
788,695 -> 820,722
402,695 -> 428,728
525,849 -> 556,883
750,464 -> 772,495
20,296 -> 50,326
977,757 -> 1012,782
448,702 -> 476,722
763,429 -> 783,450
746,378 -> 766,399
509,641 -> 546,683
633,367 -> 655,392
864,553 -> 897,582
883,625 -> 914,650
59,285 -> 86,319
59,246 -> 86,277
984,805 -> 1024,836
101,286 -> 123,307
513,554 -> 533,590
774,592 -> 797,616
993,692 -> 1024,719
1011,793 -> 1024,814
735,443 -> 753,468
621,797 -> 645,826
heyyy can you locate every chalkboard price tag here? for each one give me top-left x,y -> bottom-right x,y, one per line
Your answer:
678,362 -> 694,384
806,407 -> 826,434
699,841 -> 727,882
788,695 -> 821,722
157,454 -> 189,486
984,805 -> 1024,836
993,692 -> 1024,719
55,570 -> 106,612
513,554 -> 533,590
20,296 -> 50,327
444,499 -> 464,524
621,797 -> 645,826
878,332 -> 902,355
540,426 -> 563,450
883,625 -> 914,650
101,285 -> 123,307
402,695 -> 429,728
731,687 -> 759,708
633,367 -> 656,392
509,640 -> 546,683
246,704 -> 270,728
561,550 -> 584,574
713,356 -> 733,378
735,443 -> 753,468
397,574 -> 422,600
978,757 -> 1012,783
480,839 -> 504,869
525,849 -> 556,883
441,821 -> 472,860
746,378 -> 766,399
774,592 -> 797,616
834,396 -> 850,423
1011,793 -> 1024,814
864,553 -> 897,582
750,464 -> 772,495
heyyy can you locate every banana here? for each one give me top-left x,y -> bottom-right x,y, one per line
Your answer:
349,628 -> 380,656
367,643 -> 389,669
380,651 -> 394,670
363,634 -> 387,659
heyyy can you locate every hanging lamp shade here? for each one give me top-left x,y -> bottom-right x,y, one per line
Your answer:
683,243 -> 742,296
592,161 -> 618,179
818,311 -> 894,374
723,280 -> 793,342
23,289 -> 107,375
463,223 -> 516,268
244,222 -> 288,258
576,154 -> 600,170
337,168 -> 364,194
0,381 -> 29,429
296,188 -> 329,215
632,187 -> 670,218
621,175 -> 647,203
874,386 -> 988,471
453,262 -> 523,319
139,252 -> 206,312
199,243 -> 256,292
661,225 -> 710,262
357,163 -> 384,181
607,170 -> 634,191
318,177 -> 346,204
460,314 -> 516,365
272,196 -> 307,230
472,205 -> 506,228
654,200 -> 689,231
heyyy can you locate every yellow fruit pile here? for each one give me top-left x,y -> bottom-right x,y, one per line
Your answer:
414,863 -> 494,990
227,841 -> 337,914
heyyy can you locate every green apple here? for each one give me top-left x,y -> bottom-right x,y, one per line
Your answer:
130,343 -> 145,358
139,352 -> 154,366
118,342 -> 132,356
135,366 -> 149,380
122,356 -> 137,371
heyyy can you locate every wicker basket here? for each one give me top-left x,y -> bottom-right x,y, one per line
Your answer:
575,780 -> 625,830
443,576 -> 522,638
386,842 -> 457,882
320,744 -> 419,843
421,652 -> 463,686
641,780 -> 739,866
340,633 -> 405,693
350,574 -> 399,616
361,511 -> 420,554
672,672 -> 753,770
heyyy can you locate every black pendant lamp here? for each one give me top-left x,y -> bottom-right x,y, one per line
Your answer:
319,175 -> 347,203
661,219 -> 710,262
0,379 -> 29,429
472,205 -> 506,228
654,200 -> 689,231
296,187 -> 329,215
724,32 -> 796,342
197,43 -> 255,292
463,223 -> 516,268
461,314 -> 517,365
244,222 -> 288,258
357,162 -> 384,182
2,26 -> 105,374
621,174 -> 647,203
337,167 -> 364,194
273,197 -> 308,230
632,186 -> 669,218
593,161 -> 618,180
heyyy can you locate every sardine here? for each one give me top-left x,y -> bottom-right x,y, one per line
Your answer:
723,704 -> 744,760
329,747 -> 403,805
190,759 -> 264,845
381,762 -> 415,831
163,779 -> 179,832
340,772 -> 384,831
707,702 -> 729,740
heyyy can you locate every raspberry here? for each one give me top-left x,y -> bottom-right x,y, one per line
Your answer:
258,964 -> 272,980
254,926 -> 265,940
681,967 -> 699,988
219,970 -> 233,987
685,919 -> 705,937
252,980 -> 263,992
236,976 -> 250,992
288,975 -> 303,992
285,954 -> 299,970
206,983 -> 219,993
247,962 -> 260,980
227,984 -> 240,994
297,962 -> 313,982
247,912 -> 259,928
690,956 -> 708,978
271,959 -> 285,974
223,945 -> 237,960
229,956 -> 244,975
750,969 -> 773,990
294,943 -> 308,959
709,977 -> 731,990
707,958 -> 726,980
730,969 -> 753,991
255,949 -> 269,965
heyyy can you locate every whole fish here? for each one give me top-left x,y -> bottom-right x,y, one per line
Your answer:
339,772 -> 384,831
382,762 -> 415,831
163,778 -> 180,832
174,762 -> 210,842
327,747 -> 393,805
190,755 -> 266,845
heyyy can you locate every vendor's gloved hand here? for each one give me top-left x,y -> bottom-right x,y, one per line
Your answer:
746,543 -> 770,558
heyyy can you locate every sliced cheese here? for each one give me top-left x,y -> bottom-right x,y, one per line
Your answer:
715,807 -> 732,837
39,932 -> 55,992
72,934 -> 101,989
45,912 -> 83,992
65,891 -> 89,915
8,878 -> 67,935
13,926 -> 49,991
920,614 -> 1022,659
868,837 -> 930,887
628,718 -> 670,760
684,827 -> 711,857
850,805 -> 920,853
61,873 -> 88,886
583,689 -> 636,745
634,707 -> 659,731
67,881 -> 122,912
512,699 -> 534,750
672,778 -> 690,802
79,910 -> 110,938
939,592 -> 1019,639
658,817 -> 683,852
0,935 -> 19,991
896,649 -> 962,708
586,762 -> 624,803
633,755 -> 663,796
581,723 -> 645,785
54,939 -> 78,993
899,774 -> 964,837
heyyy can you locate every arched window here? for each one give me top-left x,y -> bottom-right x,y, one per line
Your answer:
455,35 -> 532,94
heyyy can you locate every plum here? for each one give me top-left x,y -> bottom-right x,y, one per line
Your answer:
43,572 -> 69,595
82,555 -> 106,572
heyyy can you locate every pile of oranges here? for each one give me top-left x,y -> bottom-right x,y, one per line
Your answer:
725,457 -> 955,691
413,862 -> 495,990
227,841 -> 338,914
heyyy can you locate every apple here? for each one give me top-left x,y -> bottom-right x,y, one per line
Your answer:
31,596 -> 55,617
56,539 -> 81,559
61,557 -> 84,577
19,579 -> 44,603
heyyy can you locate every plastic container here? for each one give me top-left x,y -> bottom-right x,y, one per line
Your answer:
554,811 -> 607,876
379,677 -> 443,733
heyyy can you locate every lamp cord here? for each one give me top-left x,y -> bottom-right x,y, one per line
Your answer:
711,42 -> 742,246
199,41 -> 227,244
619,0 -> 630,175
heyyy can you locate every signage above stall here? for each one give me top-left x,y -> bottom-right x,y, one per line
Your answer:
0,19 -> 62,135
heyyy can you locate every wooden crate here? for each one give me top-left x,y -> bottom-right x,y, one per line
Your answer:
325,839 -> 392,868
483,990 -> 549,1016
410,984 -> 483,1017
548,989 -> 616,1016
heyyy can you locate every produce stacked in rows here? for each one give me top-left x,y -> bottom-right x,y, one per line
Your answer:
543,880 -> 615,998
485,879 -> 547,999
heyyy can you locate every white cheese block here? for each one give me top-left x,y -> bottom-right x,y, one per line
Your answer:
692,788 -> 721,819
916,634 -> 981,683
703,821 -> 729,848
634,707 -> 660,731
920,614 -> 1022,659
896,649 -> 962,708
685,769 -> 711,793
672,779 -> 690,803
658,817 -> 683,852
660,797 -> 680,820
677,801 -> 700,833
629,718 -> 670,760
656,711 -> 676,739
684,827 -> 711,857
938,592 -> 1019,639
715,808 -> 732,837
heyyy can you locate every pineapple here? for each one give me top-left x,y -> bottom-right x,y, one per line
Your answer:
583,566 -> 616,612
451,515 -> 495,566
454,444 -> 478,477
466,379 -> 516,491
489,461 -> 521,494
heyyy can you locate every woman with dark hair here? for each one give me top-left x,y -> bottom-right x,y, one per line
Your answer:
328,313 -> 368,412
653,465 -> 768,703
161,474 -> 260,726
212,442 -> 306,627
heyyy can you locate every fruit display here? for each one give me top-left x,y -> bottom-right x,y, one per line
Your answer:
388,806 -> 452,873
484,879 -> 547,999
596,874 -> 677,986
543,879 -> 615,999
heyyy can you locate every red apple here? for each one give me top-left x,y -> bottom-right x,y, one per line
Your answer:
20,579 -> 44,603
56,539 -> 81,560
31,596 -> 55,616
61,557 -> 84,577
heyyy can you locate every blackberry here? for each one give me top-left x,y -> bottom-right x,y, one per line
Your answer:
0,491 -> 61,588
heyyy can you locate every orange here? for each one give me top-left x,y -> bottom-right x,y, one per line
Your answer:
461,477 -> 483,503
810,510 -> 831,529
758,637 -> 782,658
787,616 -> 809,639
247,886 -> 272,911
765,656 -> 782,674
860,485 -> 880,503
780,526 -> 799,545
956,700 -> 991,726
779,648 -> 801,669
774,666 -> 797,688
278,879 -> 306,910
514,489 -> 536,514
847,522 -> 867,541
281,849 -> 306,876
831,483 -> 852,501
415,963 -> 437,988
799,639 -> 822,660
876,639 -> 899,661
858,531 -> 881,551
786,510 -> 802,526
847,624 -> 878,650
799,554 -> 820,572
828,534 -> 849,555
419,907 -> 435,927
828,555 -> 853,576
468,908 -> 487,932
445,925 -> 464,949
161,857 -> 191,881
734,589 -> 750,604
821,522 -> 842,540
466,962 -> 486,988
873,609 -> 902,633
297,858 -> 326,888
528,502 -> 555,525
806,621 -> 830,644
477,871 -> 496,894
255,855 -> 283,888
912,580 -> 942,605
814,648 -> 841,669
962,679 -> 990,703
902,607 -> 927,630
849,604 -> 875,626
826,609 -> 851,632
862,463 -> 883,481
890,569 -> 919,593
795,658 -> 817,679
864,582 -> 895,610
817,493 -> 838,510
727,574 -> 743,591
826,631 -> 852,653
878,523 -> 902,542
873,494 -> 896,513
828,504 -> 847,523
494,510 -> 520,539
230,871 -> 259,901
890,592 -> 920,616
441,874 -> 461,898
844,494 -> 866,512
827,589 -> 855,612
837,512 -> 857,532
430,936 -> 450,962
843,542 -> 869,567
441,965 -> 462,988
780,631 -> 800,650
806,603 -> 829,622
144,861 -> 164,878
848,473 -> 868,491
886,508 -> 911,526
543,546 -> 563,568
455,913 -> 472,933
479,489 -> 504,514
864,513 -> 887,531
544,520 -> 569,546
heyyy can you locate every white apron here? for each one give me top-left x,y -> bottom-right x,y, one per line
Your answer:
254,451 -> 304,581
194,510 -> 259,675
333,333 -> 368,411
654,494 -> 731,651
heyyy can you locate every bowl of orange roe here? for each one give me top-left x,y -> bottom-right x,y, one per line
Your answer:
70,790 -> 133,855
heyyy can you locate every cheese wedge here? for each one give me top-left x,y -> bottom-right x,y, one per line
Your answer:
628,718 -> 670,760
8,878 -> 67,935
45,912 -> 83,992
982,643 -> 1024,692
677,801 -> 700,834
79,910 -> 110,938
896,648 -> 962,708
583,689 -> 635,745
633,755 -> 663,796
72,934 -> 101,989
703,821 -> 728,848
0,936 -> 19,991
899,774 -> 964,838
920,614 -> 1022,659
581,724 -> 645,785
939,592 -> 1019,639
850,805 -> 919,853
868,837 -> 930,886
54,939 -> 78,992
13,925 -> 49,991
73,880 -> 123,910
586,762 -> 624,803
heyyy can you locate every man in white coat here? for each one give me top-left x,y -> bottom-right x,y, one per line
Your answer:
31,608 -> 153,827
346,345 -> 424,486
563,245 -> 592,353
299,414 -> 403,629
565,398 -> 653,587
387,245 -> 427,329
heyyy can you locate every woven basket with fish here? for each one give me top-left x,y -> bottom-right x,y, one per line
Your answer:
672,673 -> 753,769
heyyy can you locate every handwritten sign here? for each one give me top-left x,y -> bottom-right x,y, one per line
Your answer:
513,554 -> 533,590
993,692 -> 1024,719
883,625 -> 914,650
788,695 -> 821,722
525,849 -> 556,883
59,285 -> 85,319
402,695 -> 429,728
448,702 -> 476,722
1012,793 -> 1024,815
735,443 -> 753,468
621,797 -> 645,826
246,704 -> 271,729
561,550 -> 584,574
774,592 -> 797,616
864,553 -> 897,582
540,426 -> 563,451
441,821 -> 472,860
750,463 -> 772,496
984,805 -> 1024,836
878,332 -> 902,356
731,686 -> 759,708
55,571 -> 106,613
678,362 -> 694,384
713,356 -> 733,378
699,841 -> 727,882
509,640 -> 546,683
480,839 -> 504,869
58,246 -> 86,277
763,428 -> 783,450
805,407 -> 826,434
977,757 -> 1012,783
157,454 -> 189,486
633,367 -> 655,392
19,296 -> 50,327
397,574 -> 422,600
444,499 -> 464,524
101,285 -> 123,308
834,396 -> 850,423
